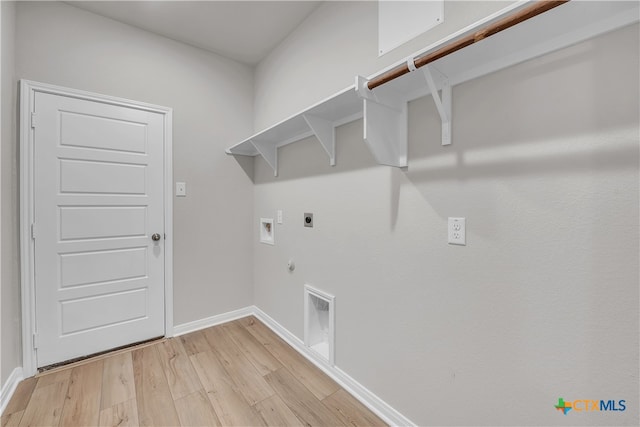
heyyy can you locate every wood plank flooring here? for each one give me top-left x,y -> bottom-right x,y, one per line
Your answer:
2,316 -> 387,427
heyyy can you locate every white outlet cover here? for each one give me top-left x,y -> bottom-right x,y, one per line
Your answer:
448,217 -> 466,245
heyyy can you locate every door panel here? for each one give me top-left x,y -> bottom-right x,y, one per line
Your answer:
60,288 -> 148,334
59,247 -> 148,288
59,206 -> 147,240
59,111 -> 147,153
59,159 -> 147,194
34,91 -> 165,367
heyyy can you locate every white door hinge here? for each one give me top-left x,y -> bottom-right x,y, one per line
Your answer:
33,333 -> 38,349
31,223 -> 36,239
31,112 -> 36,128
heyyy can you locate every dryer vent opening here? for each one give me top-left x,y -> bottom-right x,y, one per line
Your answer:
304,285 -> 335,366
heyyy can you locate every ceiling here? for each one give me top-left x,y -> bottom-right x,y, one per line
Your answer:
66,1 -> 322,66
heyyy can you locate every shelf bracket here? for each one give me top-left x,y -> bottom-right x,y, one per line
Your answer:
355,75 -> 408,168
302,114 -> 336,166
421,65 -> 452,146
250,139 -> 278,176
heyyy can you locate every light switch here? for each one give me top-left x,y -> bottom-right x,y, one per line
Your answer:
176,182 -> 186,197
277,210 -> 283,224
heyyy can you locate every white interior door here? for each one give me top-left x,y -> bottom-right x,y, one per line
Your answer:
33,90 -> 166,367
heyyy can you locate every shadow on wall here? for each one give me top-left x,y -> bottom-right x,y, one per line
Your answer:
403,29 -> 638,228
246,25 -> 640,252
247,24 -> 639,425
249,117 -> 377,185
247,24 -> 639,251
406,36 -> 638,185
248,28 -> 638,189
231,154 -> 255,183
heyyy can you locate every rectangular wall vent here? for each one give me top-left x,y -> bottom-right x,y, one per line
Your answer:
304,285 -> 335,366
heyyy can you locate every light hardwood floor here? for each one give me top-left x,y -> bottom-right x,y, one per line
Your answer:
1,316 -> 387,427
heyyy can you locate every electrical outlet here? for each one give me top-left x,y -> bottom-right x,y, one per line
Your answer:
448,217 -> 466,245
304,213 -> 313,228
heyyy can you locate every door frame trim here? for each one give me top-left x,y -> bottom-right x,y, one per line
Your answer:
19,80 -> 174,377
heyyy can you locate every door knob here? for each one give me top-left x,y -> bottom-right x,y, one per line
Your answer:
152,233 -> 161,241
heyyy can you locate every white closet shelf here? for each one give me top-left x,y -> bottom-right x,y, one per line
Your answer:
226,86 -> 362,176
227,0 -> 639,175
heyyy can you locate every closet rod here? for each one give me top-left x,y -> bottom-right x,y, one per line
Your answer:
367,0 -> 570,91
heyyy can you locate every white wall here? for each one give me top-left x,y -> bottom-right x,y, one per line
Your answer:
4,0 -> 255,379
1,0 -> 18,386
1,0 -> 4,386
252,3 -> 639,425
254,0 -> 514,130
2,3 -> 638,425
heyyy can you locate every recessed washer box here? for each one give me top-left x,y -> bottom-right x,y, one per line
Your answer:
260,218 -> 274,245
304,285 -> 334,366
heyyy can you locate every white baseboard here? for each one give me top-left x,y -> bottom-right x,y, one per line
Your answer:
1,367 -> 24,415
2,306 -> 413,425
172,306 -> 254,337
251,306 -> 415,427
